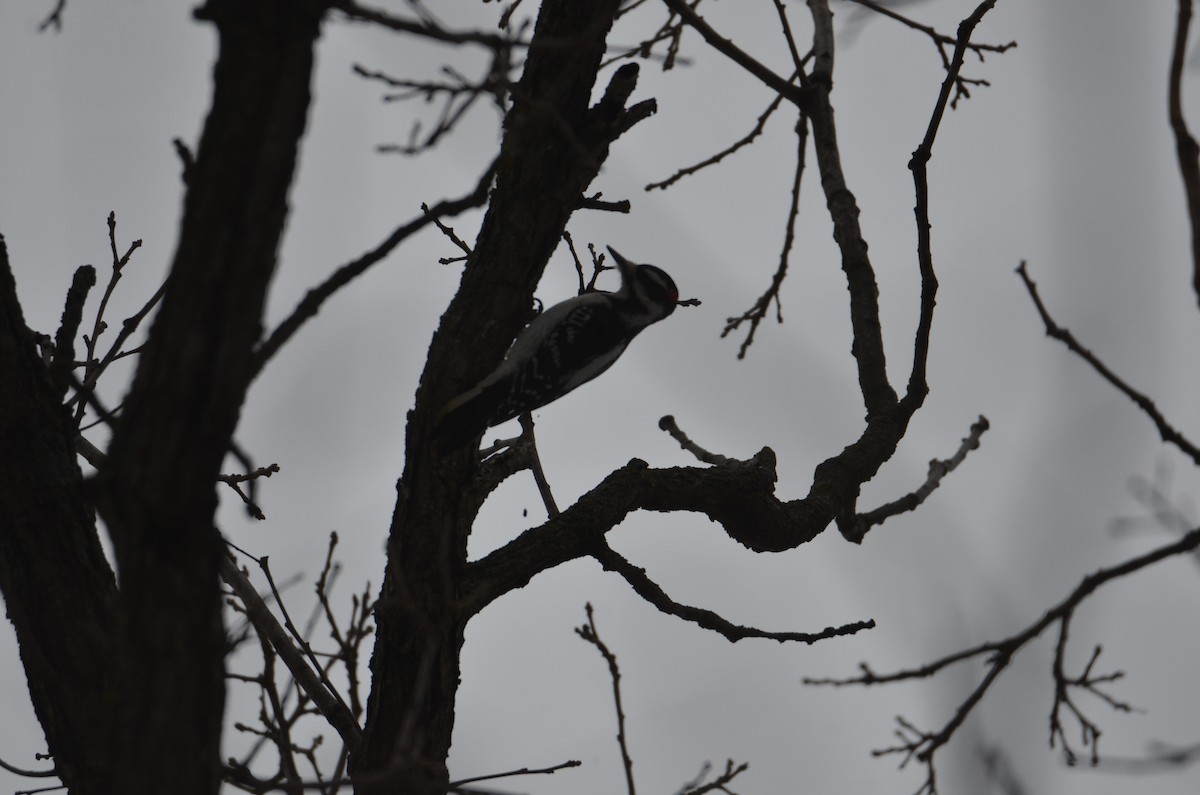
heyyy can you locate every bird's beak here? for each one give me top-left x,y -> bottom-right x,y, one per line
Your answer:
607,247 -> 636,279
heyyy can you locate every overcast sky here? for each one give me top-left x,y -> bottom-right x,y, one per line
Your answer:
3,1 -> 1200,793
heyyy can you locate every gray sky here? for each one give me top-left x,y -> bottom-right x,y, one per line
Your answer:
3,1 -> 1200,793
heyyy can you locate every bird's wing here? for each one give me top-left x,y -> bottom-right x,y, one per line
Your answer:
491,297 -> 632,425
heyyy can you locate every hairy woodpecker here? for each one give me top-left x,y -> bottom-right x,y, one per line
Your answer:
434,247 -> 679,448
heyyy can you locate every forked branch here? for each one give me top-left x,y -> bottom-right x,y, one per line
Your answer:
805,525 -> 1200,793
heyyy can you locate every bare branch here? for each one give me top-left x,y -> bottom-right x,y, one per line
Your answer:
845,0 -> 1016,106
253,162 -> 497,378
657,415 -> 737,466
1050,630 -> 1137,767
577,193 -> 631,213
1018,261 -> 1200,465
806,524 -> 1200,789
1167,0 -> 1200,306
721,106 -> 807,358
218,463 -> 281,521
50,265 -> 96,396
0,754 -> 57,778
220,553 -> 363,751
518,413 -> 560,517
69,212 -> 157,427
333,0 -> 515,48
576,604 -> 638,795
448,759 -> 582,792
902,0 -> 1001,421
37,0 -> 67,32
678,759 -> 750,795
594,541 -> 875,643
847,415 -> 990,542
645,82 -> 791,191
660,0 -> 810,105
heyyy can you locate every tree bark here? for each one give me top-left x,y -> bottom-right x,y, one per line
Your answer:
93,1 -> 326,792
353,1 -> 643,791
0,241 -> 117,794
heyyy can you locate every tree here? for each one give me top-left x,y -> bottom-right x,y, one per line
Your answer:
2,1 -> 1199,794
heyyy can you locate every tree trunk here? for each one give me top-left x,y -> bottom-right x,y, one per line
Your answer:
94,1 -> 326,792
353,1 -> 642,791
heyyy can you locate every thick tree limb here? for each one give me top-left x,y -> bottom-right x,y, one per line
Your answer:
95,2 -> 330,792
0,235 -> 118,795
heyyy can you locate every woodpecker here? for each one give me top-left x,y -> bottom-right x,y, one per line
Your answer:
434,247 -> 679,448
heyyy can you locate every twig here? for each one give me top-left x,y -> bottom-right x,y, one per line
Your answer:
447,759 -> 581,791
576,604 -> 637,795
70,212 -> 153,426
0,754 -> 56,778
563,234 -> 612,294
333,0 -> 518,48
218,463 -> 280,521
1051,633 -> 1139,767
660,0 -> 808,108
37,0 -> 67,32
50,265 -> 96,395
645,83 -> 791,191
253,162 -> 497,377
518,413 -> 559,517
846,416 -> 990,542
578,193 -> 631,213
806,524 -> 1200,792
1168,0 -> 1200,306
679,759 -> 750,795
845,0 -> 1016,105
901,0 -> 1000,421
1097,739 -> 1200,773
422,201 -> 473,264
594,541 -> 874,643
1017,261 -> 1200,465
721,106 -> 807,358
314,532 -> 375,721
220,552 -> 363,750
658,415 -> 736,466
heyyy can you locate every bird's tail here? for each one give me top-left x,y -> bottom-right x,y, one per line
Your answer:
431,379 -> 509,450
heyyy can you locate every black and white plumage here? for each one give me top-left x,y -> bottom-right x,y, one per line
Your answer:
434,247 -> 679,448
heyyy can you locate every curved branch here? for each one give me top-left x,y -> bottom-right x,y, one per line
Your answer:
593,541 -> 874,643
848,415 -> 990,542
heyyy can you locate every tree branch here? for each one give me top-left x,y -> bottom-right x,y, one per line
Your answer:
1018,261 -> 1200,465
1168,0 -> 1200,307
806,524 -> 1200,791
576,604 -> 638,795
220,553 -> 363,750
96,3 -> 330,790
593,541 -> 875,643
252,162 -> 497,377
847,415 -> 990,542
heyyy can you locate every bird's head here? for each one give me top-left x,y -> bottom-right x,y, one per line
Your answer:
608,246 -> 679,323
